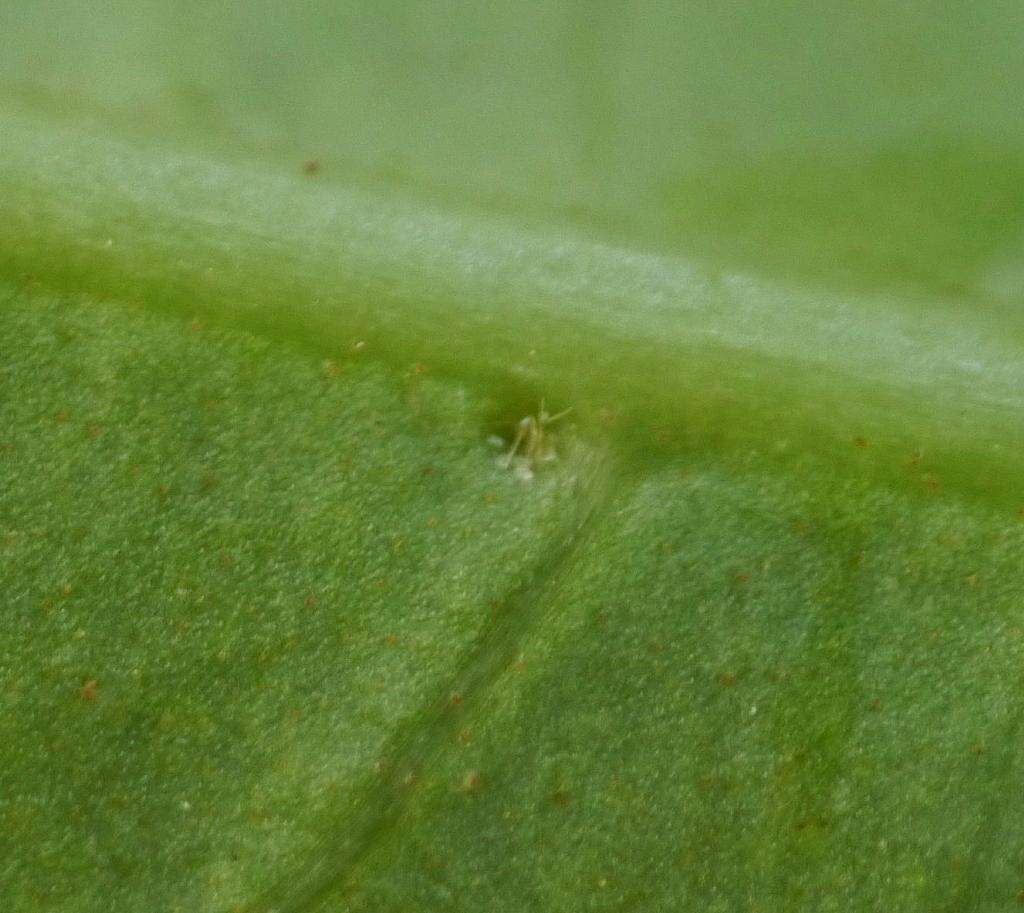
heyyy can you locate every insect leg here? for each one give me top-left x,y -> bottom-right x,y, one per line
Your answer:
503,417 -> 530,468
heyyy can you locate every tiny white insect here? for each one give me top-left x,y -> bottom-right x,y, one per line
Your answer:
501,400 -> 571,479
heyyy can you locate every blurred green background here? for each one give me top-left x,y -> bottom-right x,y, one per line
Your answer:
4,1 -> 1024,297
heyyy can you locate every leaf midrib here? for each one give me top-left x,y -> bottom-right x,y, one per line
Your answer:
2,109 -> 1023,510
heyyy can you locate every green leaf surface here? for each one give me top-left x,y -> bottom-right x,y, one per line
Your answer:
4,4 -> 1024,911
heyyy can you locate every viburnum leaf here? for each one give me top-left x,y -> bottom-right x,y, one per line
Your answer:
3,4 -> 1024,912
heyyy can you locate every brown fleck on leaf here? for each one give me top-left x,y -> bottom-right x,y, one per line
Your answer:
79,679 -> 99,702
794,815 -> 830,832
302,159 -> 320,175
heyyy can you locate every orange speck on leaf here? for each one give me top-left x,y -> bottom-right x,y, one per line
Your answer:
385,633 -> 398,646
79,679 -> 99,702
